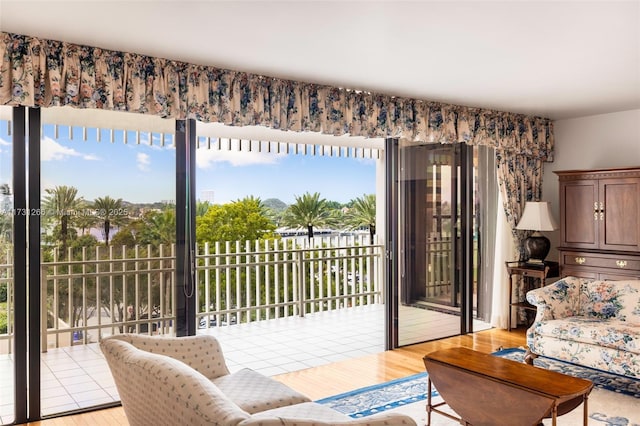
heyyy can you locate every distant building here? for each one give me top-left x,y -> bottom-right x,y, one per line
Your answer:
201,190 -> 215,203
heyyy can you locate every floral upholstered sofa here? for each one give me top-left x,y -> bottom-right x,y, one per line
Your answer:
526,276 -> 640,378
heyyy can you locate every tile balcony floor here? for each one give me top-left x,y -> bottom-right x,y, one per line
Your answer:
0,304 -> 491,423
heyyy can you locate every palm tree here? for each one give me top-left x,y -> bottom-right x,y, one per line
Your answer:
75,200 -> 98,235
92,196 -> 128,245
42,185 -> 83,255
140,209 -> 176,245
281,192 -> 334,240
345,194 -> 377,244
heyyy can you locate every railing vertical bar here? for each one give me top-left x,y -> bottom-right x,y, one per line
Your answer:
250,240 -> 259,322
274,239 -> 280,319
318,245 -> 325,313
295,250 -> 303,317
95,246 -> 102,340
53,249 -> 59,348
171,244 -> 177,333
146,244 -> 152,335
227,241 -> 235,325
237,241 -> 245,324
119,245 -> 127,335
203,243 -> 210,327
67,247 -> 73,345
40,265 -> 47,353
358,235 -> 365,306
215,242 -> 221,327
159,244 -> 165,334
263,240 -> 271,320
283,239 -> 290,318
81,246 -> 88,344
308,247 -> 315,314
107,246 -> 115,336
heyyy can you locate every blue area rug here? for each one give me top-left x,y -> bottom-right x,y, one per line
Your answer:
316,372 -> 433,418
317,347 -> 640,420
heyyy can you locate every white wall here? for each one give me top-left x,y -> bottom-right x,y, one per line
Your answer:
542,109 -> 640,259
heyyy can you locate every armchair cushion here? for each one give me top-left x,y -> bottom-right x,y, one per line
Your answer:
213,368 -> 311,414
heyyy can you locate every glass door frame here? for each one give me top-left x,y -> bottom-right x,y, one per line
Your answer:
11,106 -> 42,423
385,138 -> 476,349
9,108 -> 196,423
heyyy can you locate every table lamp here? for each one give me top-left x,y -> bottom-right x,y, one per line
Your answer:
515,201 -> 558,264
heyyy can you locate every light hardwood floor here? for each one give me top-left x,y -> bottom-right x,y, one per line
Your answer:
24,327 -> 527,425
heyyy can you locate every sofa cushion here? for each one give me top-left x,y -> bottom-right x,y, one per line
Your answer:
535,317 -> 640,354
581,280 -> 626,320
213,368 -> 311,414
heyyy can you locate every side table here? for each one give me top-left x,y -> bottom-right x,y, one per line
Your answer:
506,261 -> 559,331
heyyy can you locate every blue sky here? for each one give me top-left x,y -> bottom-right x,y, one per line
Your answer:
0,122 -> 376,205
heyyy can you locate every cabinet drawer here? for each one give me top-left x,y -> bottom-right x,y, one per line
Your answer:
561,252 -> 640,272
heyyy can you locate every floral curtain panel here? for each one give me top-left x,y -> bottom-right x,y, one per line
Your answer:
496,152 -> 545,326
1,32 -> 553,159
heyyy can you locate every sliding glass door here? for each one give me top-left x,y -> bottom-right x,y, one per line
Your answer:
389,139 -> 496,347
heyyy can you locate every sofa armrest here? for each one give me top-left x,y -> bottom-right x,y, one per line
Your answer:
526,276 -> 587,322
103,333 -> 230,379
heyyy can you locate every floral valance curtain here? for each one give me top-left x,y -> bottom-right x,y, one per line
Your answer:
0,32 -> 553,159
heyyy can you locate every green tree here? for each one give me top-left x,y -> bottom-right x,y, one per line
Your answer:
137,209 -> 176,246
42,185 -> 83,255
92,196 -> 128,245
196,200 -> 211,217
196,196 -> 276,243
281,192 -> 334,240
345,194 -> 377,244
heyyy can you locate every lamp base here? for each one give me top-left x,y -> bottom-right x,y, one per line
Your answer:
524,234 -> 551,263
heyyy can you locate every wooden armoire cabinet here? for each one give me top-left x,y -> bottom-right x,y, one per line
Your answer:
556,167 -> 640,280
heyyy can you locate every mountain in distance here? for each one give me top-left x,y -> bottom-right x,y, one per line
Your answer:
263,198 -> 288,213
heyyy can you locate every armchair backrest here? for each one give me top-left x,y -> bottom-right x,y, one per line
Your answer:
105,333 -> 230,379
100,337 -> 250,426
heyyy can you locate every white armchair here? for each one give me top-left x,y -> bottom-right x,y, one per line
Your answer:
100,334 -> 417,426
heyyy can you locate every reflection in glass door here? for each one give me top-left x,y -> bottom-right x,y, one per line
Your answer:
395,141 -> 495,346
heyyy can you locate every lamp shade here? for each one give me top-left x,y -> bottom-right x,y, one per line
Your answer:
516,202 -> 558,232
516,202 -> 558,263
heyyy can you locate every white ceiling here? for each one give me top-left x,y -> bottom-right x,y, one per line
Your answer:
1,0 -> 639,121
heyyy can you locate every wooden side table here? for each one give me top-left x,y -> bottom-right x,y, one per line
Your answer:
506,261 -> 559,330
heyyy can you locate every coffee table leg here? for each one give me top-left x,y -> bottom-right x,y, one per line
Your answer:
552,405 -> 557,426
583,395 -> 588,426
426,377 -> 432,426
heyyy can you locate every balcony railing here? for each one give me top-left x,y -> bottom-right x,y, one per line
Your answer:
0,234 -> 383,354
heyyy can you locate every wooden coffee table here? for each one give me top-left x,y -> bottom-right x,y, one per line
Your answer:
423,347 -> 593,426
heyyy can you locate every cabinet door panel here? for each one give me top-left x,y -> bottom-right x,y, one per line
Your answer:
600,179 -> 640,251
561,180 -> 598,249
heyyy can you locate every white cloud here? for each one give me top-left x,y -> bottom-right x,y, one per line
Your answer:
137,152 -> 151,171
41,136 -> 100,161
196,148 -> 282,169
0,137 -> 11,146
